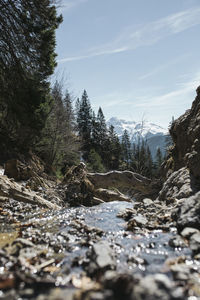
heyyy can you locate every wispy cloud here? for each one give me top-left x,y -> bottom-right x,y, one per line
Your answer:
135,72 -> 200,108
139,54 -> 191,80
58,0 -> 88,13
58,6 -> 200,63
94,92 -> 131,109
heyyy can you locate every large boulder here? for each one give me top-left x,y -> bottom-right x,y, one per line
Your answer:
4,153 -> 45,181
172,191 -> 200,232
158,167 -> 197,202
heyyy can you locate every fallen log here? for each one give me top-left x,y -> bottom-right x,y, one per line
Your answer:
94,188 -> 132,203
87,170 -> 152,195
0,175 -> 60,209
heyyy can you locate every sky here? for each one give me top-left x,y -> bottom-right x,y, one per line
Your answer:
55,0 -> 200,128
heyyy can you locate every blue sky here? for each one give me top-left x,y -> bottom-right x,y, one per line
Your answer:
55,0 -> 200,128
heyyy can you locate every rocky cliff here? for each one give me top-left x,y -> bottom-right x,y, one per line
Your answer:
157,86 -> 200,242
169,86 -> 200,178
158,86 -> 200,203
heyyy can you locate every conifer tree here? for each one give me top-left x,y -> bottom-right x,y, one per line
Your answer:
121,130 -> 131,168
156,148 -> 163,169
36,81 -> 79,169
77,90 -> 93,158
63,90 -> 75,131
0,0 -> 62,154
97,107 -> 107,144
105,125 -> 121,170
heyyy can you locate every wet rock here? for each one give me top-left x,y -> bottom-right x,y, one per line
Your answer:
117,208 -> 136,221
170,263 -> 191,281
127,254 -> 148,266
189,232 -> 200,254
133,274 -> 183,300
142,198 -> 154,207
36,288 -> 75,300
92,241 -> 115,269
168,236 -> 187,248
172,192 -> 200,232
103,271 -> 135,300
85,241 -> 115,276
127,214 -> 147,229
181,227 -> 199,239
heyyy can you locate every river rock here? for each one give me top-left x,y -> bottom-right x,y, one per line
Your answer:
127,215 -> 148,230
92,241 -> 115,269
189,232 -> 200,254
84,241 -> 116,276
170,264 -> 191,281
142,198 -> 154,207
172,191 -> 200,232
181,227 -> 199,239
168,236 -> 187,248
103,272 -> 134,300
133,274 -> 183,300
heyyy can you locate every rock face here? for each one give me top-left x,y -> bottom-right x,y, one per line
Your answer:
172,192 -> 200,231
158,167 -> 195,202
158,87 -> 200,202
168,86 -> 200,179
158,87 -> 200,233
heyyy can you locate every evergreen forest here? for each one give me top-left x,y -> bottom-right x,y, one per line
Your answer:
0,0 -> 164,178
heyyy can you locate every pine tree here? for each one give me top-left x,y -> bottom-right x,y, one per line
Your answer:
36,81 -> 79,169
0,0 -> 62,154
63,89 -> 75,131
131,139 -> 153,178
77,90 -> 93,158
97,107 -> 107,144
145,146 -> 153,178
105,125 -> 121,170
156,148 -> 163,168
92,107 -> 108,158
121,130 -> 131,168
87,149 -> 105,172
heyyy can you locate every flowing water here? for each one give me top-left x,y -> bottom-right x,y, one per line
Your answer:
26,200 -> 192,277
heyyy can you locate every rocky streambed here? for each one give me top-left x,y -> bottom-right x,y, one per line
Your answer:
0,195 -> 200,300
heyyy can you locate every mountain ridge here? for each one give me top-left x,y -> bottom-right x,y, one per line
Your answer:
107,117 -> 169,158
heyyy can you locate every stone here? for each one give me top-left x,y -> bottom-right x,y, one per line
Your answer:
170,264 -> 191,281
168,236 -> 187,248
158,167 -> 195,202
133,215 -> 148,226
103,272 -> 134,299
181,227 -> 199,239
142,198 -> 154,207
133,274 -> 183,300
189,232 -> 200,254
172,192 -> 200,232
92,241 -> 115,269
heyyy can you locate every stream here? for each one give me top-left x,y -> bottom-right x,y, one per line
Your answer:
1,198 -> 200,299
25,200 -> 192,277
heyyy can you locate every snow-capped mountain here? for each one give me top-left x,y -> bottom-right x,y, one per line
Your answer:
107,117 -> 169,158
